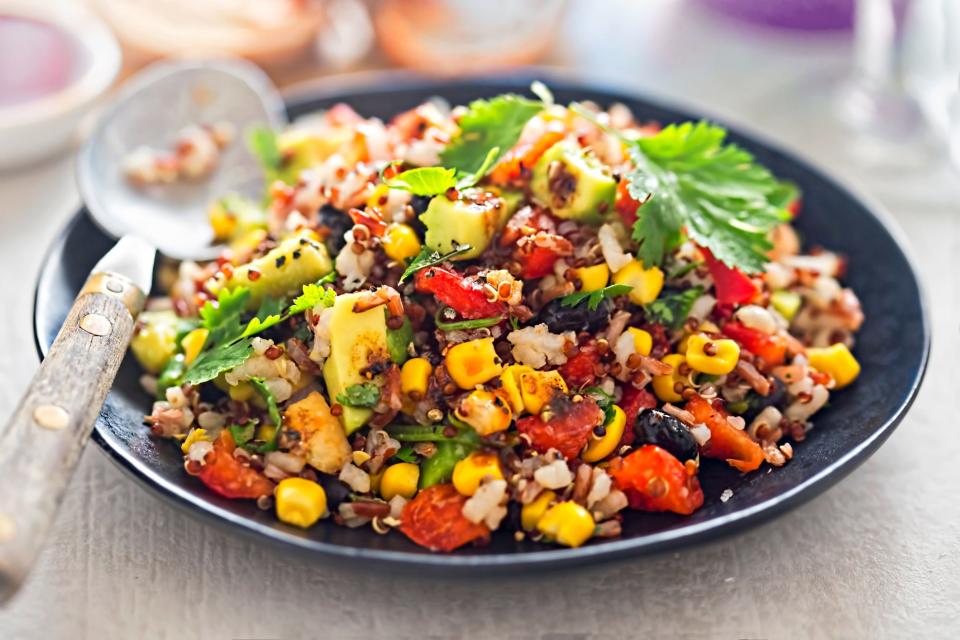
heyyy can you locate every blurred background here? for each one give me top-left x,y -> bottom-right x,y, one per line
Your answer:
1,0 -> 959,204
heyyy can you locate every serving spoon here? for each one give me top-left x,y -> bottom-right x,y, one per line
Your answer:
0,59 -> 286,603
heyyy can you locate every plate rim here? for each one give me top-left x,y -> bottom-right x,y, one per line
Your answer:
33,71 -> 931,571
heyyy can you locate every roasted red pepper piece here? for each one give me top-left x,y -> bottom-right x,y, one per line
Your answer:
609,445 -> 704,515
490,130 -> 565,186
515,234 -> 574,279
517,394 -> 604,460
399,484 -> 490,551
787,198 -> 801,218
701,247 -> 759,306
722,321 -> 787,368
558,339 -> 602,389
617,385 -> 657,447
196,431 -> 275,499
614,177 -> 643,227
414,267 -> 506,319
685,394 -> 764,473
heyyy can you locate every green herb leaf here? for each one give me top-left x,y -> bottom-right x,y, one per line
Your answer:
247,127 -> 282,176
393,445 -> 418,463
667,261 -> 701,280
644,287 -> 704,330
229,422 -> 256,446
454,146 -> 500,189
182,340 -> 253,385
398,243 -> 472,283
336,383 -> 381,408
560,284 -> 633,311
440,94 -> 543,175
288,282 -> 337,316
385,166 -> 458,196
248,377 -> 281,427
626,121 -> 790,273
199,287 -> 251,347
434,307 -> 503,331
584,386 -> 616,426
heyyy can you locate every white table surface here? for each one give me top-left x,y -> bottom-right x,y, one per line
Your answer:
1,2 -> 957,637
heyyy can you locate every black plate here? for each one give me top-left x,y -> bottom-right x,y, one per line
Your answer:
33,73 -> 929,572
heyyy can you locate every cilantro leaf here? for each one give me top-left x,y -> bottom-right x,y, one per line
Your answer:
385,166 -> 458,196
644,287 -> 704,330
229,422 -> 256,446
182,340 -> 253,385
440,94 -> 543,175
248,377 -> 281,427
627,121 -> 790,273
560,284 -> 632,311
399,243 -> 472,283
336,383 -> 381,408
289,282 -> 337,315
393,445 -> 418,463
583,386 -> 616,426
199,287 -> 251,347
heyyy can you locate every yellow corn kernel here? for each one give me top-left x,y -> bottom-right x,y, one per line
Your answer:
382,223 -> 422,262
256,423 -> 277,443
400,357 -> 433,397
519,370 -> 568,415
275,477 -> 327,529
380,462 -> 420,500
652,353 -> 688,403
180,328 -> 209,366
574,263 -> 610,292
456,389 -> 513,436
686,334 -> 740,375
228,381 -> 256,402
366,183 -> 390,210
521,490 -> 557,531
582,405 -> 626,463
452,452 -> 504,496
807,343 -> 860,388
180,428 -> 210,454
445,338 -> 503,389
499,364 -> 534,413
612,259 -> 664,305
537,501 -> 595,548
208,200 -> 238,242
627,327 -> 653,357
352,451 -> 372,466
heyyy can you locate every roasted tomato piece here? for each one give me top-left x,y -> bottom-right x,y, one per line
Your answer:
685,394 -> 764,473
614,177 -> 643,227
517,394 -> 604,460
722,321 -> 787,368
515,233 -> 574,279
617,385 -> 657,447
609,445 -> 704,515
490,130 -> 565,186
414,267 -> 506,319
196,431 -> 275,499
558,339 -> 602,389
399,483 -> 490,551
701,247 -> 759,306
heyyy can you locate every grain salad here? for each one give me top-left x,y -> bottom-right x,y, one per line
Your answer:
130,84 -> 864,551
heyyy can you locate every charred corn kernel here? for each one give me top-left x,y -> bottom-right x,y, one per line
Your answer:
228,381 -> 256,402
574,263 -> 609,292
519,370 -> 568,415
521,490 -> 557,531
380,462 -> 420,500
208,200 -> 238,241
256,423 -> 277,443
180,428 -> 210,453
228,228 -> 268,261
771,290 -> 802,322
180,328 -> 209,366
452,452 -> 504,496
807,343 -> 860,388
537,501 -> 595,548
382,223 -> 422,262
686,334 -> 740,375
352,451 -> 372,466
445,338 -> 503,389
499,364 -> 534,413
456,389 -> 513,436
627,327 -> 653,357
400,357 -> 433,397
275,477 -> 327,528
582,405 -> 626,463
652,353 -> 688,402
612,259 -> 664,305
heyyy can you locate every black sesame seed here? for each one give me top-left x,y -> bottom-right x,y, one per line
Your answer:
292,249 -> 302,259
275,255 -> 287,268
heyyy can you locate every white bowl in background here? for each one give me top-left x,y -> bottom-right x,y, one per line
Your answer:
0,1 -> 121,170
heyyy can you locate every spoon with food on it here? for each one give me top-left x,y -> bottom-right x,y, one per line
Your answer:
0,59 -> 286,603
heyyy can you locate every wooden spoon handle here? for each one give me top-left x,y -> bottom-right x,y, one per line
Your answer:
0,273 -> 145,604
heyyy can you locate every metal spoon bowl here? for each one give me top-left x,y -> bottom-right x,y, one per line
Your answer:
76,59 -> 287,261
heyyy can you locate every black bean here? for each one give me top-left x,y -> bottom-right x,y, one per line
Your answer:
634,409 -> 699,462
317,204 -> 351,254
317,472 -> 350,509
539,297 -> 612,334
743,378 -> 787,422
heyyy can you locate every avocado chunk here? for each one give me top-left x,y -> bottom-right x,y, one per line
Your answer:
419,190 -> 510,260
215,230 -> 332,308
530,140 -> 616,224
322,292 -> 390,434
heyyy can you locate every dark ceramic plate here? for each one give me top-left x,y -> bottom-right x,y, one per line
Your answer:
33,73 -> 929,572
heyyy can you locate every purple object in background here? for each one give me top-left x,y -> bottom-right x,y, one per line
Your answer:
697,0 -> 855,30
